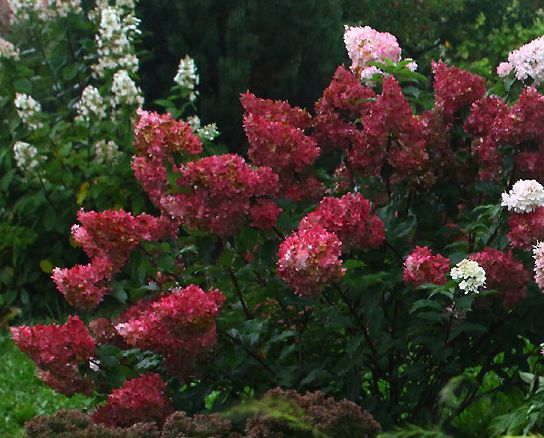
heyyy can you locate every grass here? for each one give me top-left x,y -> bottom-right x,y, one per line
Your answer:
0,334 -> 91,437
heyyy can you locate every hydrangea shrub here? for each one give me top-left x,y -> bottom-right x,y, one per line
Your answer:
11,25 -> 544,435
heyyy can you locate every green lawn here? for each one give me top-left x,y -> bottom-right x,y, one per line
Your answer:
0,334 -> 91,437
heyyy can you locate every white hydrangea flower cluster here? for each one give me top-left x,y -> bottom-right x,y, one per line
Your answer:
497,36 -> 544,86
95,139 -> 120,164
7,0 -> 46,22
501,179 -> 544,213
13,141 -> 40,172
450,259 -> 486,294
75,86 -> 106,122
186,115 -> 219,141
0,37 -> 20,60
174,55 -> 199,102
47,0 -> 82,17
8,0 -> 81,22
14,93 -> 43,131
92,6 -> 140,78
533,242 -> 544,291
111,69 -> 143,109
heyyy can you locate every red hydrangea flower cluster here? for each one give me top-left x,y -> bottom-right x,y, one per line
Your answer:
403,246 -> 450,286
283,177 -> 327,202
134,109 -> 202,158
470,248 -> 530,307
507,207 -> 544,249
249,199 -> 283,230
465,87 -> 544,181
51,257 -> 113,310
115,285 -> 226,376
161,154 -> 279,236
346,77 -> 430,185
92,373 -> 172,428
277,226 -> 345,296
131,156 -> 168,207
10,316 -> 96,395
432,61 -> 486,120
71,209 -> 172,269
52,210 -> 174,310
313,66 -> 376,151
299,192 -> 385,250
241,92 -> 320,176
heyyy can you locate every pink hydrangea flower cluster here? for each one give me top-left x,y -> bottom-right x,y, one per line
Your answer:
470,248 -> 530,307
115,285 -> 226,376
161,154 -> 279,236
403,246 -> 450,286
241,92 -> 320,178
299,192 -> 385,250
533,242 -> 544,291
343,25 -> 402,80
52,210 -> 174,310
10,316 -> 96,395
92,373 -> 172,428
497,36 -> 544,86
134,109 -> 203,158
277,226 -> 345,296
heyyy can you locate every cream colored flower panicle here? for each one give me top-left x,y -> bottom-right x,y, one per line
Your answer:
95,140 -> 120,164
13,141 -> 39,172
14,93 -> 43,131
92,6 -> 140,78
75,86 -> 106,122
450,259 -> 486,294
111,69 -> 143,108
174,55 -> 199,102
501,179 -> 544,213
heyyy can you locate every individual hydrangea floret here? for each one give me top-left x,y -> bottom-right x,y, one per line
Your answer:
174,55 -> 199,102
75,86 -> 106,122
14,93 -> 43,131
450,259 -> 486,294
92,373 -> 172,428
497,36 -> 544,85
0,37 -> 19,60
13,141 -> 40,173
343,25 -> 401,80
10,316 -> 96,395
299,192 -> 385,250
403,246 -> 450,286
501,179 -> 544,213
111,69 -> 144,109
470,248 -> 530,307
534,242 -> 544,291
277,225 -> 345,296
